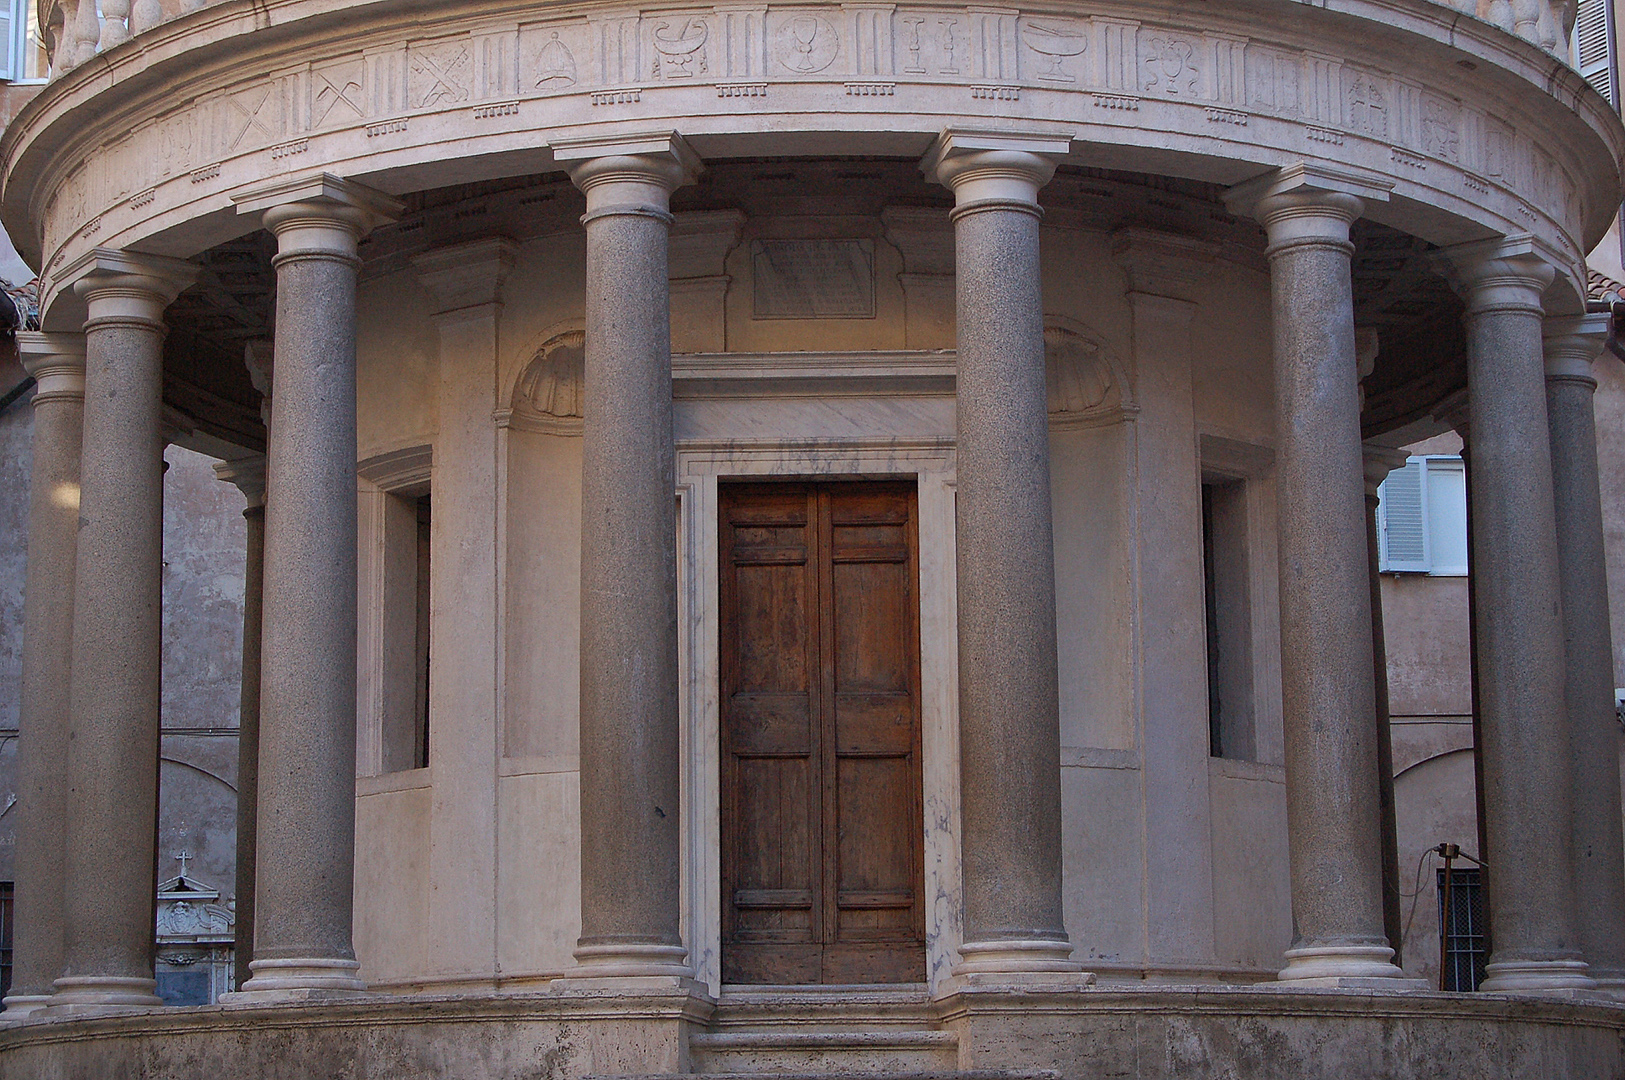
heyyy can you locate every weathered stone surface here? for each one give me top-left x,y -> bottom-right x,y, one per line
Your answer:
0,989 -> 1621,1079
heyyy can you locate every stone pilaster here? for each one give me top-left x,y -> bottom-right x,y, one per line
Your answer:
2,334 -> 86,1017
924,130 -> 1086,985
409,237 -> 517,981
1226,166 -> 1411,986
1440,237 -> 1592,992
1111,227 -> 1221,971
552,133 -> 700,981
1542,314 -> 1625,993
227,175 -> 401,999
49,251 -> 197,1013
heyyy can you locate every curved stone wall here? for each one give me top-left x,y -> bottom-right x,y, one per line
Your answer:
1,0 -> 1619,332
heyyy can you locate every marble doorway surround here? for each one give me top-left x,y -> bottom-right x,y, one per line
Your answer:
676,432 -> 959,996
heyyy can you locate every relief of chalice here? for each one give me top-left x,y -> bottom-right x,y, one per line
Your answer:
776,14 -> 838,74
1022,20 -> 1087,82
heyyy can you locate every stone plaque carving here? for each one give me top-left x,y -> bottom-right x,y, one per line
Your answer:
751,239 -> 875,319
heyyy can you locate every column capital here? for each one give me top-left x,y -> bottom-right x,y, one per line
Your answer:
922,129 -> 1070,218
1436,235 -> 1558,318
553,131 -> 702,221
17,331 -> 87,402
1110,227 -> 1219,303
410,237 -> 519,318
59,248 -> 198,328
1542,312 -> 1609,388
1224,163 -> 1391,254
214,455 -> 267,510
233,173 -> 403,263
1362,442 -> 1410,498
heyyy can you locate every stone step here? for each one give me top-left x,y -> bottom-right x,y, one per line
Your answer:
691,985 -> 959,1075
688,1028 -> 958,1074
595,1073 -> 1060,1080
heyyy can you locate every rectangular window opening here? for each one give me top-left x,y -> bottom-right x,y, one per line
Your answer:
381,489 -> 431,772
1202,477 -> 1256,762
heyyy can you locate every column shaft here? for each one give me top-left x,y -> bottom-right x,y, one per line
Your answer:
558,141 -> 698,978
4,336 -> 86,1015
1252,187 -> 1403,984
243,202 -> 367,994
215,456 -> 266,992
53,255 -> 195,1010
926,133 -> 1082,979
1446,244 -> 1591,991
1363,443 -> 1410,969
1544,319 -> 1625,989
228,177 -> 400,997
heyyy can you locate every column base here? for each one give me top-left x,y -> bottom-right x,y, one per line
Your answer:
935,939 -> 1096,997
1277,944 -> 1423,988
219,958 -> 370,1003
0,994 -> 53,1020
40,977 -> 165,1016
1478,958 -> 1596,994
560,942 -> 694,984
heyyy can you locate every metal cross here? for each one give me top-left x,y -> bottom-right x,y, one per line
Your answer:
174,850 -> 192,878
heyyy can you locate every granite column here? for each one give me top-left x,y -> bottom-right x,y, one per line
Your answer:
1232,170 -> 1409,985
214,453 -> 266,992
229,176 -> 399,998
925,131 -> 1084,981
1442,240 -> 1591,992
51,252 -> 196,1012
2,334 -> 86,1016
1543,315 -> 1625,992
1362,441 -> 1411,968
554,135 -> 699,979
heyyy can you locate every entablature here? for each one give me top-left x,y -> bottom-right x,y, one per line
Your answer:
3,0 -> 1620,330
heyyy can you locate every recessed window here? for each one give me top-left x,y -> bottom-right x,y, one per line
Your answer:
1377,456 -> 1468,576
380,490 -> 431,772
1202,477 -> 1255,761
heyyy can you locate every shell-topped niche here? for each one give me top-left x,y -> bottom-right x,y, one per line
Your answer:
511,330 -> 585,434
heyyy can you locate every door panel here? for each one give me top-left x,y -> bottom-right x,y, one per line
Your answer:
721,481 -> 924,984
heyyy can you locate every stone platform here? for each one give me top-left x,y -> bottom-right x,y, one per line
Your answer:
1,985 -> 1622,1079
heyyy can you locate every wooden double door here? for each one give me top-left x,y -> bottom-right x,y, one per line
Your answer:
719,481 -> 926,984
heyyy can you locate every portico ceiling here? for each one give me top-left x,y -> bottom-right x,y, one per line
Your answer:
156,160 -> 1465,457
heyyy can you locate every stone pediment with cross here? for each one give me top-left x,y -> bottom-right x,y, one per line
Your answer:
156,851 -> 236,944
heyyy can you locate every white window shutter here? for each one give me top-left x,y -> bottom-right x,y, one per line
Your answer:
1577,0 -> 1618,106
1379,460 -> 1428,573
1423,458 -> 1470,575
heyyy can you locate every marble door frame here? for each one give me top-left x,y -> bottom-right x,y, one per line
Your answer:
676,437 -> 959,994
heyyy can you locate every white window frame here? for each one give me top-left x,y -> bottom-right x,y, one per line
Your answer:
1377,454 -> 1469,577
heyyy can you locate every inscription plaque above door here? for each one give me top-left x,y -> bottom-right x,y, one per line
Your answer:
719,480 -> 925,984
750,239 -> 877,319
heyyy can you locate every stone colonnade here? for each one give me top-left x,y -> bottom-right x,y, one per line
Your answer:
3,139 -> 1622,1010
